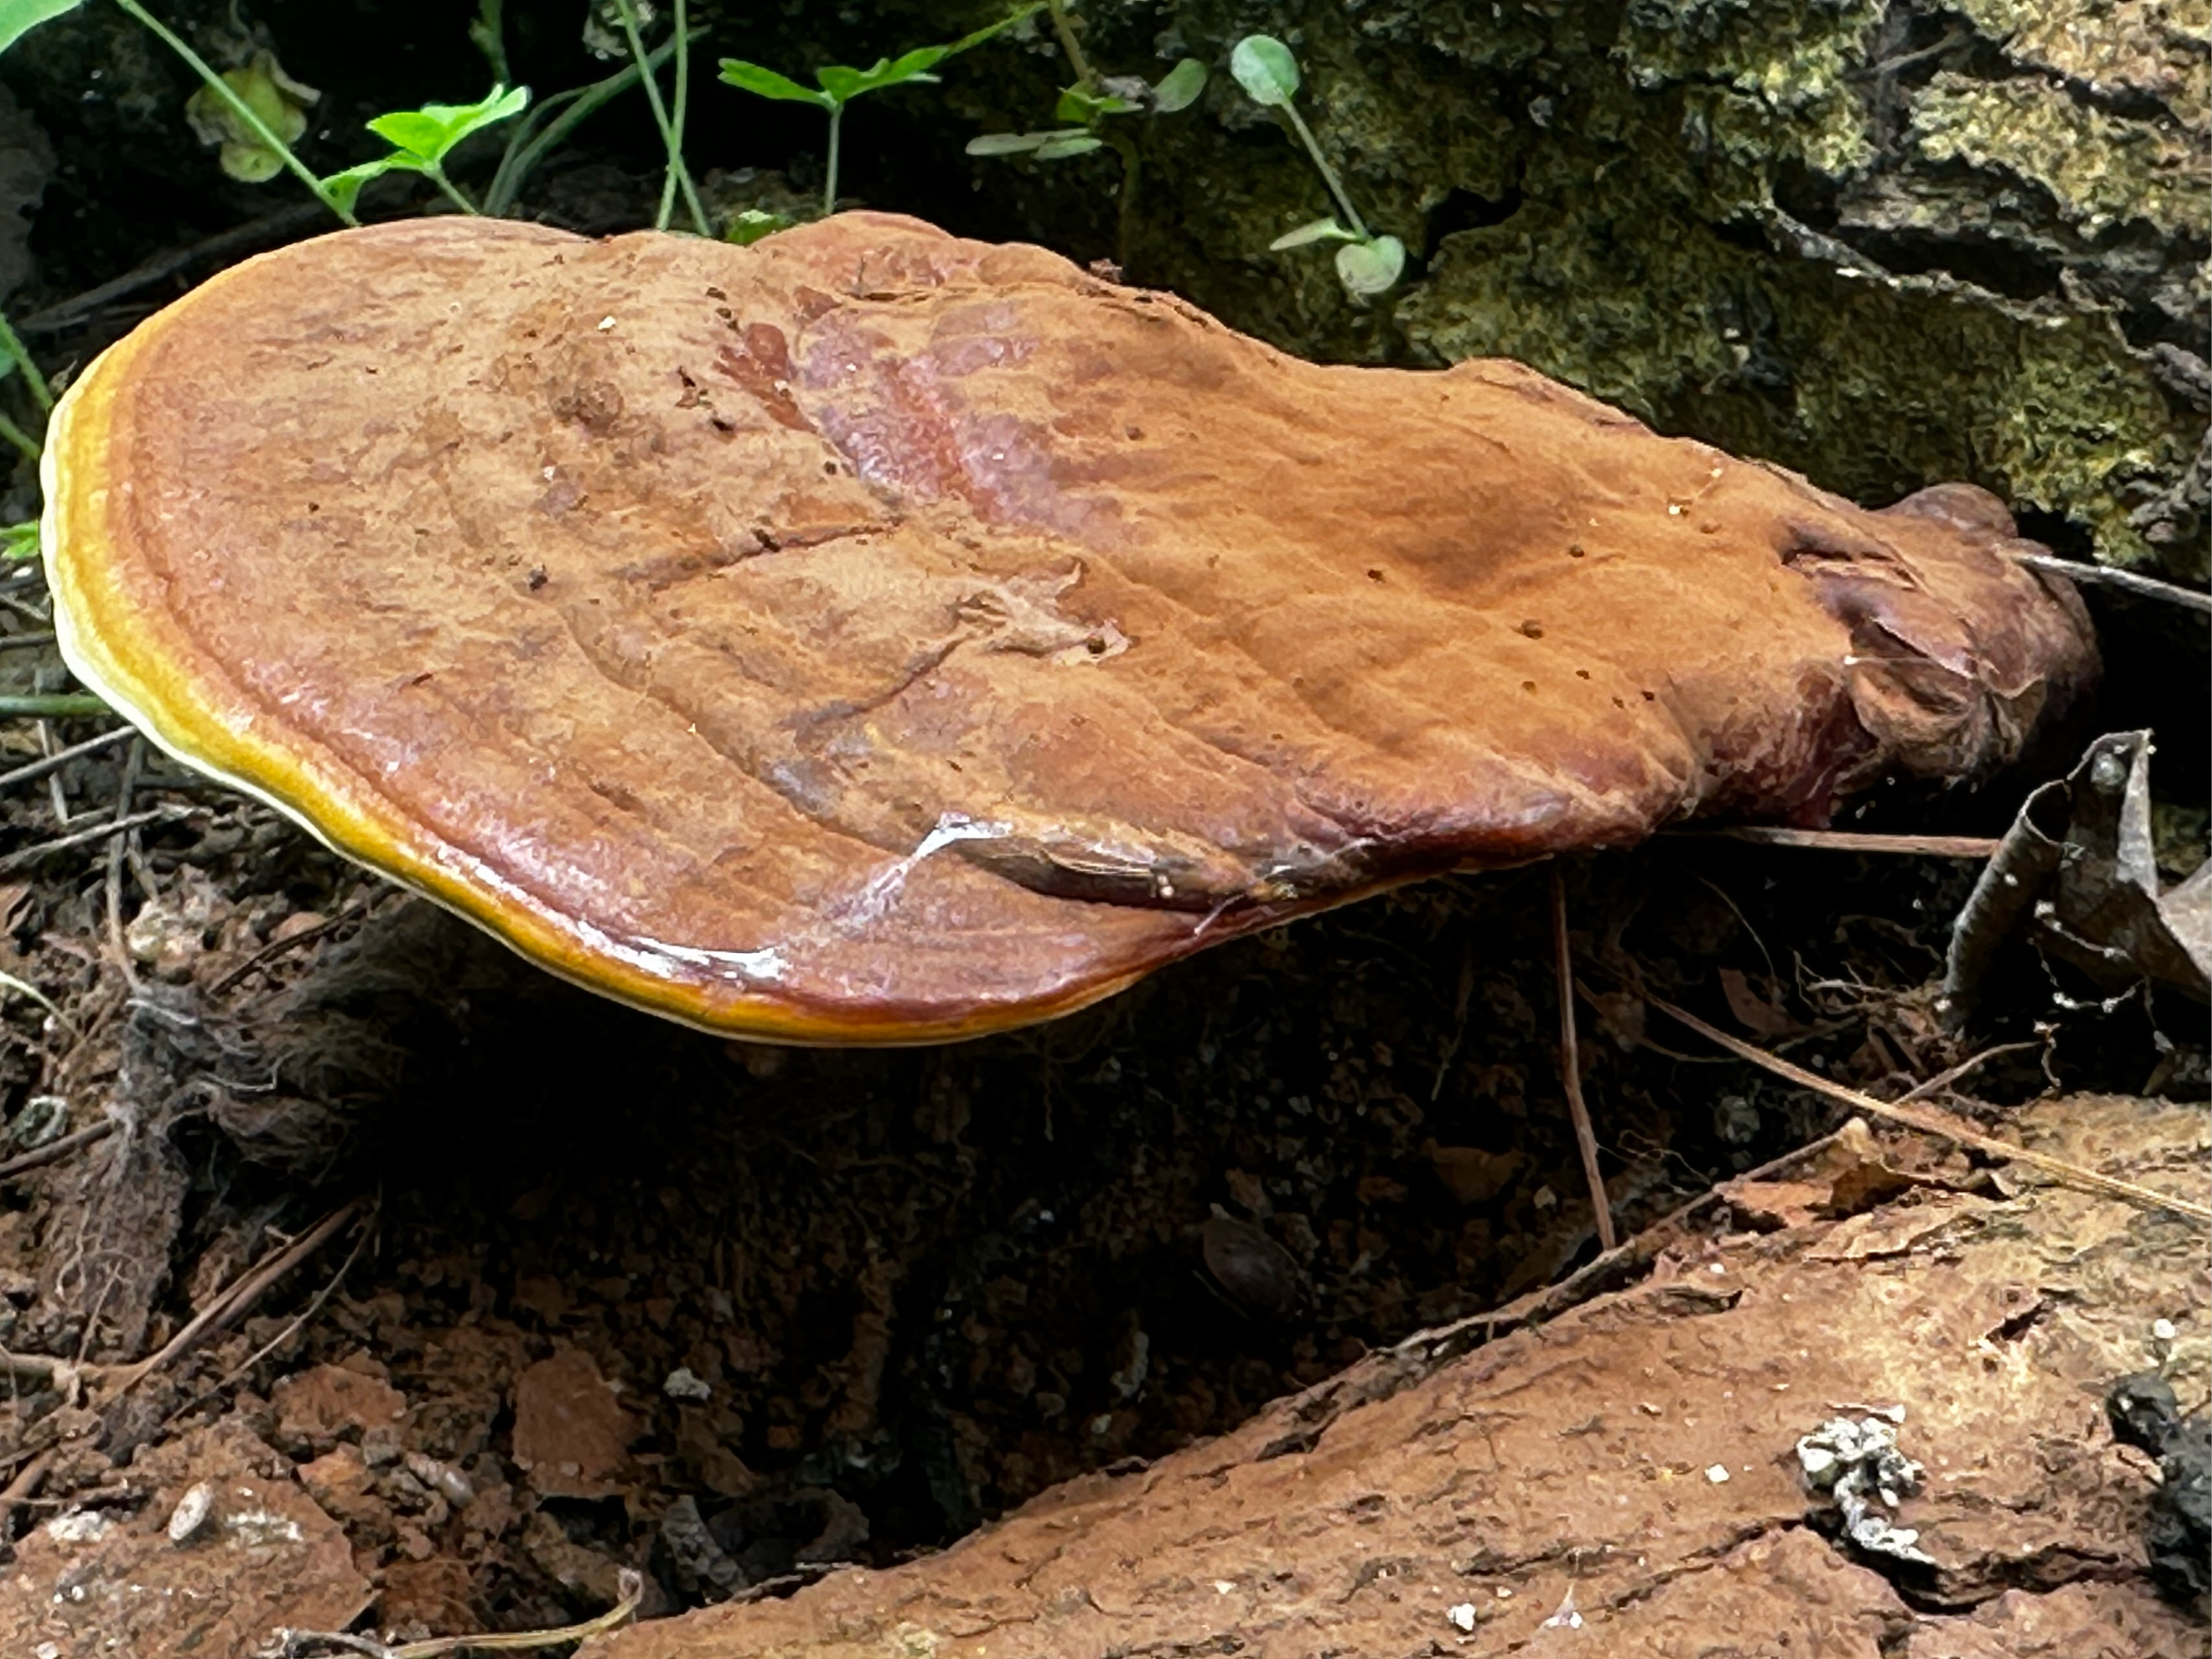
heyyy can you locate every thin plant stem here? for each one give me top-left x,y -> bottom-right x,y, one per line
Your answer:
659,0 -> 707,233
654,6 -> 679,231
824,104 -> 843,216
483,85 -> 588,216
1551,866 -> 1616,1253
423,165 -> 480,216
615,0 -> 711,236
1105,129 -> 1140,269
1045,0 -> 1096,90
0,312 -> 51,411
1279,100 -> 1366,238
0,695 -> 109,719
471,0 -> 509,85
109,0 -> 360,228
484,33 -> 698,216
0,411 -> 38,467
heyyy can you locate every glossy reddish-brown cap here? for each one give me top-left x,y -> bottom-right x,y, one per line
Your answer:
41,214 -> 2094,1042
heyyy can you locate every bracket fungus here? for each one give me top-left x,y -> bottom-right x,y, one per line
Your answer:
41,214 -> 2094,1042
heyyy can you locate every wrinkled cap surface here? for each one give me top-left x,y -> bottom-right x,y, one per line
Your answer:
42,214 -> 2095,1041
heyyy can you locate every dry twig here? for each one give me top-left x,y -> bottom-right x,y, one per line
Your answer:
0,804 -> 197,874
102,1198 -> 367,1402
1641,990 -> 2211,1225
2010,549 -> 2212,615
1893,1039 -> 2041,1105
0,1118 -> 116,1182
36,718 -> 70,829
1689,826 -> 2001,858
16,203 -> 331,336
105,737 -> 145,991
170,1203 -> 378,1423
1428,937 -> 1475,1102
0,726 -> 133,792
211,896 -> 377,995
1552,868 -> 1616,1251
266,1568 -> 644,1658
0,1345 -> 95,1394
0,1448 -> 56,1524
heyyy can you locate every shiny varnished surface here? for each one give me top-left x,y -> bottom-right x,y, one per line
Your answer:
42,215 -> 2095,1040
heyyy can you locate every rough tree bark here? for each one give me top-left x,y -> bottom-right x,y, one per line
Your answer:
580,1095 -> 2207,1656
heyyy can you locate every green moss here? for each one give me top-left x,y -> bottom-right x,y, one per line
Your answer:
1403,194 -> 2191,574
1911,75 -> 2208,241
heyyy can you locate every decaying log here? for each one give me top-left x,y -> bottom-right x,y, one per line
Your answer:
584,1095 -> 2209,1657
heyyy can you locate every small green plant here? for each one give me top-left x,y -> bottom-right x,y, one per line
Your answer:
969,25 -> 1212,163
7,2 -> 354,220
0,308 -> 50,465
965,2 -> 1205,265
1229,35 -> 1403,300
10,2 -> 612,231
724,207 -> 795,246
182,48 -> 317,182
603,0 -> 709,236
0,0 -> 72,469
106,0 -> 361,223
2,520 -> 40,561
720,7 -> 1039,219
469,0 -> 508,85
966,5 -> 1204,164
483,31 -> 697,218
319,85 -> 532,218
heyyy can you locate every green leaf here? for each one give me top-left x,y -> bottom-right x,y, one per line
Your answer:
0,0 -> 83,59
1054,85 -> 1139,124
969,126 -> 1100,158
183,51 -> 316,184
808,6 -> 1040,109
364,83 -> 530,167
363,109 -> 447,159
1334,234 -> 1405,297
717,58 -> 834,108
1,519 -> 38,562
1229,36 -> 1300,107
966,131 -> 1054,156
815,51 -> 946,105
318,158 -> 404,217
1150,57 -> 1208,114
724,207 -> 794,246
944,5 -> 1043,58
1270,215 -> 1355,251
1032,133 -> 1103,159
